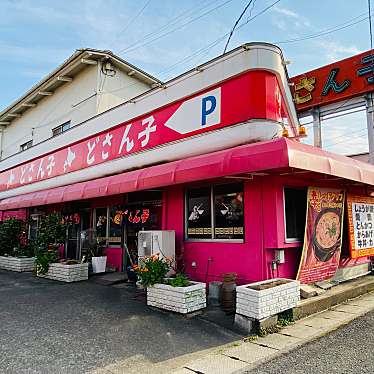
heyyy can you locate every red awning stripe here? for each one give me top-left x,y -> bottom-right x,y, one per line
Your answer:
0,138 -> 373,210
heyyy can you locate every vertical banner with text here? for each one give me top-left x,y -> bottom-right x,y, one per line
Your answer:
297,187 -> 345,284
347,195 -> 374,258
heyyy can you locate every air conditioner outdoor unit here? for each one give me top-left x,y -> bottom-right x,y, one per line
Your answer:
137,230 -> 175,262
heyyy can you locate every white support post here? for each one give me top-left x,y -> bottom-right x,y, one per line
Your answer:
312,108 -> 322,148
365,93 -> 374,164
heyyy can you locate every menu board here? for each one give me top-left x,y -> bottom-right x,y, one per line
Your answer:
347,195 -> 374,258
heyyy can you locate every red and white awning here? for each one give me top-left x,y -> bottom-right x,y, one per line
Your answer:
0,138 -> 373,210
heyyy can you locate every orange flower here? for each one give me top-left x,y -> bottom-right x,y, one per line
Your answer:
132,264 -> 139,270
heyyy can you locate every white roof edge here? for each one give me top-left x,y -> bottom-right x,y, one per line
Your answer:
0,48 -> 161,122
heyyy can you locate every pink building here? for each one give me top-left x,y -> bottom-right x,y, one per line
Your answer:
0,43 -> 373,284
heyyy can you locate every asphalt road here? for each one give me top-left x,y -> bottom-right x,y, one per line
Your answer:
247,309 -> 374,374
0,270 -> 239,374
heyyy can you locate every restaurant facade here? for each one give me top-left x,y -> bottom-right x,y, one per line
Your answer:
0,43 -> 373,285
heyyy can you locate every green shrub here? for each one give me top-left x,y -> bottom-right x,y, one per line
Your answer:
167,273 -> 191,287
35,213 -> 67,274
0,218 -> 33,257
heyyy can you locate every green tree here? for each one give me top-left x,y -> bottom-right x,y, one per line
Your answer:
0,218 -> 26,256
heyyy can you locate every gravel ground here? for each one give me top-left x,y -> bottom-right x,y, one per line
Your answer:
0,270 -> 239,374
247,309 -> 374,374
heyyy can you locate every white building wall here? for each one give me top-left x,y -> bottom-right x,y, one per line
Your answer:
2,65 -> 98,159
1,64 -> 152,161
97,67 -> 151,114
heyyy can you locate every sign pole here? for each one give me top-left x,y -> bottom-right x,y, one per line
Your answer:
312,108 -> 322,148
365,93 -> 374,164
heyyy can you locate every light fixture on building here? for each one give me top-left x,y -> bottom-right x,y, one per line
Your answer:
298,125 -> 307,137
282,128 -> 289,137
101,58 -> 116,77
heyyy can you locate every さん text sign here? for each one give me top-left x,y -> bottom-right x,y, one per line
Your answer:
347,195 -> 374,258
290,49 -> 374,112
297,187 -> 345,284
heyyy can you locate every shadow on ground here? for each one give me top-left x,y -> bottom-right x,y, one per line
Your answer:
0,270 -> 239,374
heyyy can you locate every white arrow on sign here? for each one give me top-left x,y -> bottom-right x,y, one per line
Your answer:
164,87 -> 221,134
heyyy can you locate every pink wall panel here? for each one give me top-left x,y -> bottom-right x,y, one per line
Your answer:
104,247 -> 122,271
163,180 -> 266,285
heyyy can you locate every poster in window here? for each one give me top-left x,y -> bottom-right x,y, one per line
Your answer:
187,188 -> 212,239
214,184 -> 244,239
95,208 -> 107,240
109,206 -> 123,244
347,194 -> 374,258
297,187 -> 345,284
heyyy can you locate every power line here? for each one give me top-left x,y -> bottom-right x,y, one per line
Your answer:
275,12 -> 369,44
324,131 -> 368,148
115,0 -> 218,54
117,0 -> 151,37
156,0 -> 281,80
223,0 -> 255,54
369,0 -> 373,50
300,98 -> 365,127
323,127 -> 367,143
157,6 -> 368,81
118,0 -> 235,55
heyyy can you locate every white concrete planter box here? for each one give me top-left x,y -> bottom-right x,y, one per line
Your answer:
236,278 -> 300,320
37,263 -> 88,283
0,256 -> 35,272
147,281 -> 206,314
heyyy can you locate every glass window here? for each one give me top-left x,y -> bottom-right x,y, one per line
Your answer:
186,183 -> 244,241
186,187 -> 212,239
284,187 -> 307,240
109,206 -> 123,245
20,140 -> 33,152
214,184 -> 244,239
52,121 -> 71,137
28,214 -> 41,240
95,208 -> 108,241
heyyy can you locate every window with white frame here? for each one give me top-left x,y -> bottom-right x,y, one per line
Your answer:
186,183 -> 244,240
52,120 -> 71,137
284,187 -> 307,241
20,140 -> 33,152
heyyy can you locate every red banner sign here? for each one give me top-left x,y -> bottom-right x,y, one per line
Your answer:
0,71 -> 287,193
347,194 -> 374,258
290,49 -> 374,112
297,187 -> 345,284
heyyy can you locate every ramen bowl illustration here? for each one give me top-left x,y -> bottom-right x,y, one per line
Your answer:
313,208 -> 341,262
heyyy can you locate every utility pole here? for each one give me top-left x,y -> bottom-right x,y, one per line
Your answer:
365,93 -> 374,164
312,108 -> 322,148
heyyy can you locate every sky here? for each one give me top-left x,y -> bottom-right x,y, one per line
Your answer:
0,0 -> 372,155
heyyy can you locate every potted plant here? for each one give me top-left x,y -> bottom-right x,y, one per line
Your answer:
34,213 -> 88,282
88,239 -> 107,274
133,255 -> 206,314
0,218 -> 36,272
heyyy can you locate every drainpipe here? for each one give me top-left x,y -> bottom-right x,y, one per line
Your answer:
365,93 -> 374,164
312,108 -> 322,148
0,125 -> 5,160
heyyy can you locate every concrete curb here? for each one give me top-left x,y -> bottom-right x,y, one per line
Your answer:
170,289 -> 374,374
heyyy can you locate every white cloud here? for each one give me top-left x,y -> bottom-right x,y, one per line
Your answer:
273,5 -> 299,18
317,41 -> 363,63
271,5 -> 311,30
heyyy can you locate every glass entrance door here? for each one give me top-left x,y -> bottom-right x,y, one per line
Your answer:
65,209 -> 91,260
66,223 -> 80,260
